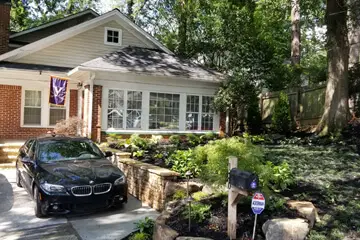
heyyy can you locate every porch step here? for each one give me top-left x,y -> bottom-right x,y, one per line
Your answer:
0,162 -> 16,169
0,142 -> 22,164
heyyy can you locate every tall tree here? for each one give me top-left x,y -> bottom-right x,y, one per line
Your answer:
316,0 -> 350,134
10,0 -> 31,31
348,0 -> 360,68
291,0 -> 300,65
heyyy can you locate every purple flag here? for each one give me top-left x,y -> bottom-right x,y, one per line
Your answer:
49,76 -> 68,106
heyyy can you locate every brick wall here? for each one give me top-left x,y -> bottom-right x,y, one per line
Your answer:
69,89 -> 78,117
115,156 -> 179,211
92,85 -> 102,142
0,84 -> 79,140
0,1 -> 10,55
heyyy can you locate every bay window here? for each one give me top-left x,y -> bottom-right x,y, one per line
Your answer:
24,90 -> 42,125
107,90 -> 124,129
201,96 -> 214,130
186,95 -> 199,130
149,93 -> 180,130
126,91 -> 142,129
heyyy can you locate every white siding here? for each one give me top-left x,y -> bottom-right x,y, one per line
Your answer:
14,21 -> 157,68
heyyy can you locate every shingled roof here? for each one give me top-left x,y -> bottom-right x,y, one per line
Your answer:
79,46 -> 224,82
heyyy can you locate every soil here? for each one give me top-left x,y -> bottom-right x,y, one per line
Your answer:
166,196 -> 297,240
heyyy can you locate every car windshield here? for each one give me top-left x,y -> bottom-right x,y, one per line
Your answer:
38,139 -> 104,163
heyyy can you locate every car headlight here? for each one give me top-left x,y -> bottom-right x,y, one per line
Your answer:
40,182 -> 67,193
114,176 -> 126,185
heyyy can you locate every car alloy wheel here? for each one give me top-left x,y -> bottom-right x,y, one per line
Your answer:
34,186 -> 47,218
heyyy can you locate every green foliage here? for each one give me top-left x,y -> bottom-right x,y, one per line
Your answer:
173,190 -> 186,200
186,133 -> 201,147
266,161 -> 294,192
166,149 -> 200,177
154,152 -> 164,159
193,137 -> 272,188
129,232 -> 150,240
169,135 -> 181,146
192,191 -> 209,202
133,150 -> 145,158
181,203 -> 211,223
130,134 -> 151,150
271,92 -> 292,134
134,217 -> 155,236
246,93 -> 263,134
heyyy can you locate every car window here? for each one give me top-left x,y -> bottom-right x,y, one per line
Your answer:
28,141 -> 37,159
38,139 -> 104,163
23,139 -> 34,154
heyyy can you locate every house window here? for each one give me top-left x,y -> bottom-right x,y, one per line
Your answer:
108,90 -> 124,129
186,95 -> 199,130
149,93 -> 180,130
126,91 -> 142,129
49,105 -> 66,125
201,96 -> 214,130
104,27 -> 122,46
24,90 -> 42,125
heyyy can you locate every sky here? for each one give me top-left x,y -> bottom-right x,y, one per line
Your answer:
96,0 -> 121,13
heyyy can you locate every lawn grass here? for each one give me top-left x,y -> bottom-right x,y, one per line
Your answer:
264,144 -> 360,240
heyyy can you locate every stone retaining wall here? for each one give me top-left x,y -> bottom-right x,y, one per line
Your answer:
114,153 -> 180,211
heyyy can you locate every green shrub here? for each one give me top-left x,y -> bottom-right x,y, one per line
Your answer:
271,92 -> 292,134
130,134 -> 151,150
169,135 -> 181,146
181,203 -> 211,223
193,137 -> 272,188
134,217 -> 155,235
192,191 -> 209,201
266,161 -> 294,192
166,149 -> 201,177
186,133 -> 201,147
129,232 -> 150,240
133,150 -> 145,158
173,189 -> 187,200
200,132 -> 217,143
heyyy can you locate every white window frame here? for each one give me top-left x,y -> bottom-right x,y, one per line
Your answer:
21,87 -> 70,128
149,92 -> 180,130
185,95 -> 200,131
102,88 -> 219,133
104,27 -> 122,46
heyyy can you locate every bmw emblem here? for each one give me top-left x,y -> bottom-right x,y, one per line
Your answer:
89,180 -> 94,185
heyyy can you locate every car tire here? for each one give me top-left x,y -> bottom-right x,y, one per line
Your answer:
33,186 -> 47,218
16,169 -> 22,188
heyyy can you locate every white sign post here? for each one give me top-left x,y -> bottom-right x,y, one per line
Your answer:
251,192 -> 265,240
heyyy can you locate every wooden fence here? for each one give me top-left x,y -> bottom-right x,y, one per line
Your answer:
261,84 -> 326,126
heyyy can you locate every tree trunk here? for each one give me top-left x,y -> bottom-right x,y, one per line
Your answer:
348,0 -> 360,67
316,0 -> 350,135
127,0 -> 134,21
178,0 -> 187,57
291,0 -> 301,65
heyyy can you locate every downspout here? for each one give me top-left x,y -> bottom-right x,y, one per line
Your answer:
88,73 -> 95,139
77,84 -> 84,136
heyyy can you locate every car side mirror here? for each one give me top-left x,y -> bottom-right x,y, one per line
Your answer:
104,151 -> 113,158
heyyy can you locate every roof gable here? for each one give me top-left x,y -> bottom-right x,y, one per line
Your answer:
10,9 -> 99,45
0,9 -> 172,62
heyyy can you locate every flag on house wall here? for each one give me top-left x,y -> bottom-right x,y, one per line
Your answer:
49,76 -> 68,106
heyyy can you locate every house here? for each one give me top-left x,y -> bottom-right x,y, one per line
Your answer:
0,0 -> 225,143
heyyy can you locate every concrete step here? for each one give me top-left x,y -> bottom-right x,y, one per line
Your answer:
0,162 -> 16,169
0,155 -> 17,164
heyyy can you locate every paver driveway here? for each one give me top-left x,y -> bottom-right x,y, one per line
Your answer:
0,169 -> 158,240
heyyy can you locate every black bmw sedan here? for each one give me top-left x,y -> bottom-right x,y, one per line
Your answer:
16,135 -> 127,218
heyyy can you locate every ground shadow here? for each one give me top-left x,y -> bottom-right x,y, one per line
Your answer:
0,172 -> 14,212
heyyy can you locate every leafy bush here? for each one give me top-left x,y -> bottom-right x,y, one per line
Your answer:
181,203 -> 211,223
166,149 -> 201,177
186,133 -> 201,147
193,137 -> 272,188
134,217 -> 155,235
130,134 -> 151,150
271,91 -> 292,134
192,191 -> 209,201
169,135 -> 181,146
134,150 -> 145,158
200,132 -> 217,143
54,117 -> 85,136
129,232 -> 150,240
173,189 -> 187,200
266,161 -> 294,192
